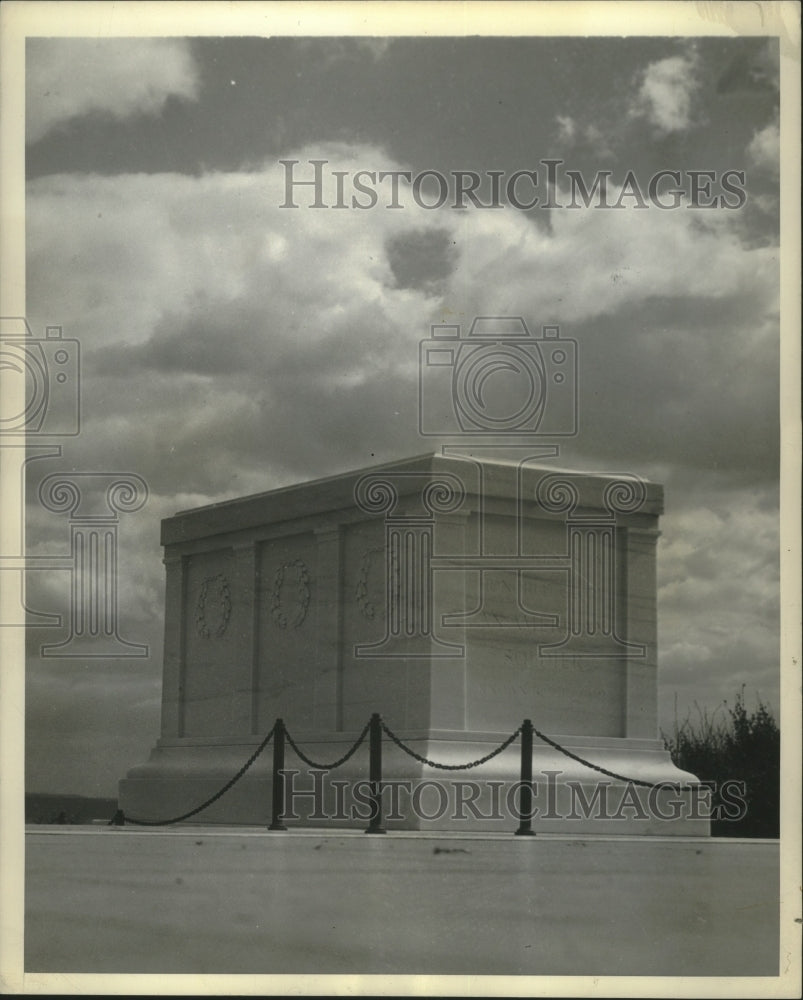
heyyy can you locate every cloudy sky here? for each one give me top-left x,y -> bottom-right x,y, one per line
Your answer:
20,31 -> 782,797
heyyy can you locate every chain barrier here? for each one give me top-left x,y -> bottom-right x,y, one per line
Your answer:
112,724 -> 275,827
380,720 -> 522,770
283,720 -> 371,771
530,724 -> 695,791
111,712 -> 698,830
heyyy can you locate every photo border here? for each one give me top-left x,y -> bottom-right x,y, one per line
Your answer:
1,2 -> 799,996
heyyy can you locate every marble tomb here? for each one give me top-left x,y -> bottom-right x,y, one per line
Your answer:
119,453 -> 706,833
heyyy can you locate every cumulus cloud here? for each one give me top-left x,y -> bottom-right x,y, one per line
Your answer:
555,114 -> 576,142
553,116 -> 615,160
25,146 -> 779,504
655,477 -> 780,727
747,118 -> 780,176
25,150 -> 778,484
23,145 -> 780,790
629,53 -> 699,134
26,38 -> 200,143
291,36 -> 393,68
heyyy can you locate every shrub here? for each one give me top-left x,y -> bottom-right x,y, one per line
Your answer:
662,688 -> 780,838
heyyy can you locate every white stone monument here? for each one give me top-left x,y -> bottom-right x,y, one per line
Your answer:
119,453 -> 706,833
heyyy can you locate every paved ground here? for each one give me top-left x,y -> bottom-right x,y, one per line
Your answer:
25,827 -> 779,977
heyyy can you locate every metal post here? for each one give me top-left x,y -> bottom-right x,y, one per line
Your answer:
515,719 -> 536,836
268,718 -> 287,831
365,713 -> 386,834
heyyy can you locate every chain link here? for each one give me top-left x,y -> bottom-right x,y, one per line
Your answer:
530,725 -> 694,791
380,720 -> 522,770
114,714 -> 697,828
284,720 -> 371,771
119,725 -> 275,826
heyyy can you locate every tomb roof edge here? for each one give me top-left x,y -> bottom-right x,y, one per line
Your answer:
162,452 -> 663,547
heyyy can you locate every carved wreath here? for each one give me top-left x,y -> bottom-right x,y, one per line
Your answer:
270,559 -> 310,628
356,546 -> 385,621
195,574 -> 232,638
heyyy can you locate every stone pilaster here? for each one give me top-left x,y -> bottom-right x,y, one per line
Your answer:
622,526 -> 661,739
160,551 -> 186,738
231,541 -> 259,735
313,525 -> 343,731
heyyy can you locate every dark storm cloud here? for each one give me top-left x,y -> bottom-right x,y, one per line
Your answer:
26,151 -> 779,508
386,228 -> 456,292
25,38 -> 200,144
25,660 -> 162,796
565,294 -> 779,485
27,36 -> 778,186
20,35 -> 783,795
716,38 -> 780,94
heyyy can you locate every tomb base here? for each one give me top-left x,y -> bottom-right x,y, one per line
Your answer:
120,453 -> 707,835
119,729 -> 709,835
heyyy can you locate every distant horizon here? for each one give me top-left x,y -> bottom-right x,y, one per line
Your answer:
25,682 -> 779,800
